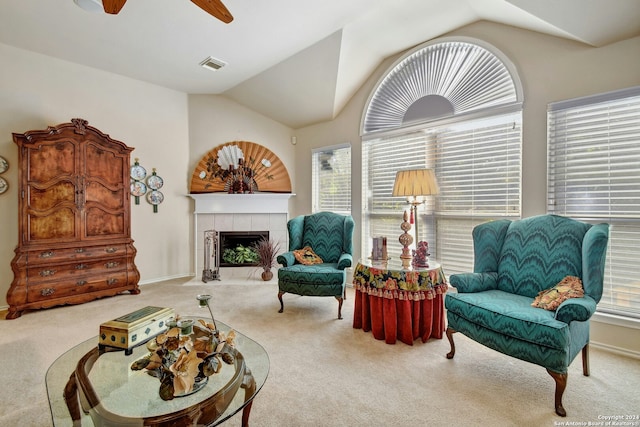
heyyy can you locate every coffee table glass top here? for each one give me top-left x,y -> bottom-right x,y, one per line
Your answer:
46,318 -> 269,426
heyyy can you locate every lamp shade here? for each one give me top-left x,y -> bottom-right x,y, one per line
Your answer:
392,169 -> 439,197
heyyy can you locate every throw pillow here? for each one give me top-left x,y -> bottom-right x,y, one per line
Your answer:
531,276 -> 584,311
293,246 -> 323,265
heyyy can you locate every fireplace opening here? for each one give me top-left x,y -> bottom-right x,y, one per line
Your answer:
219,231 -> 269,267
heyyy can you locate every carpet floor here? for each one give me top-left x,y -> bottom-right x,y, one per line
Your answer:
1,276 -> 638,427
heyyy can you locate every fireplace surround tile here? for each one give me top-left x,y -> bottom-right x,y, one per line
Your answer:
189,193 -> 294,279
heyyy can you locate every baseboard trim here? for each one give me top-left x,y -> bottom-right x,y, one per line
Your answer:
590,341 -> 640,360
138,273 -> 194,286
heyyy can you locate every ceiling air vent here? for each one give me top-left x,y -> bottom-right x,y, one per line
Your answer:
200,56 -> 227,71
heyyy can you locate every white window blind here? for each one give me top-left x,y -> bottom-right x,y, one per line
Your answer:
362,113 -> 522,272
548,86 -> 640,318
363,40 -> 519,133
434,114 -> 522,274
363,132 -> 436,261
312,144 -> 351,214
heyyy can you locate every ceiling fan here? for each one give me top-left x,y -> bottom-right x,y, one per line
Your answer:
101,0 -> 233,23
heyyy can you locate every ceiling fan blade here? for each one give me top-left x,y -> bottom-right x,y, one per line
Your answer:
191,0 -> 234,23
102,0 -> 127,14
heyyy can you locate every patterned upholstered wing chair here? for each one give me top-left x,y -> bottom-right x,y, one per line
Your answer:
277,212 -> 355,319
445,214 -> 609,417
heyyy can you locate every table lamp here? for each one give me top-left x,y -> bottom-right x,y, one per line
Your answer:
392,169 -> 440,245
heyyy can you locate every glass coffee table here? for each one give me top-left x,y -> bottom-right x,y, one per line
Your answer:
46,318 -> 269,427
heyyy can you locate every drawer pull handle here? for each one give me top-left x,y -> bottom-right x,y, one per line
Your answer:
39,251 -> 54,258
105,262 -> 120,269
76,280 -> 87,286
105,247 -> 118,253
75,248 -> 85,253
107,278 -> 118,285
39,269 -> 56,277
40,288 -> 55,296
75,264 -> 87,270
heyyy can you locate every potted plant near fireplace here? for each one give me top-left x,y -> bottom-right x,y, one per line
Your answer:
253,237 -> 281,281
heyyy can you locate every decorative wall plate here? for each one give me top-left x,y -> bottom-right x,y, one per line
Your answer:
130,164 -> 147,181
147,174 -> 164,190
147,190 -> 164,205
0,176 -> 7,194
190,140 -> 291,193
0,156 -> 8,174
130,181 -> 147,197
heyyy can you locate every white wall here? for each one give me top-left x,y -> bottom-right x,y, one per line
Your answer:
187,95 -> 295,192
0,42 -> 192,306
293,21 -> 640,356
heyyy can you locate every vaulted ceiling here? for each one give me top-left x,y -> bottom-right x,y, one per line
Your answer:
1,0 -> 638,128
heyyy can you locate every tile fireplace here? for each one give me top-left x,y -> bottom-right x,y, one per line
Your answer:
189,193 -> 294,280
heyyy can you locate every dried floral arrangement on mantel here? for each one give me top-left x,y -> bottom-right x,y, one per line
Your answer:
189,141 -> 292,194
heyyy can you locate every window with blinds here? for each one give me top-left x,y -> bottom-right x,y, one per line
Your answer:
361,38 -> 523,273
363,113 -> 522,273
363,132 -> 437,261
548,86 -> 640,318
435,114 -> 522,274
312,144 -> 351,214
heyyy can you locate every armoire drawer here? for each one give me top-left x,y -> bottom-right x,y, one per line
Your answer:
26,244 -> 129,265
26,257 -> 128,282
27,272 -> 130,302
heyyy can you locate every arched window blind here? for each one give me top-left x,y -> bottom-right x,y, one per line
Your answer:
362,38 -> 521,134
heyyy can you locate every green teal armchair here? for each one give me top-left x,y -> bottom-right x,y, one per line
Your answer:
277,212 -> 355,319
445,214 -> 609,417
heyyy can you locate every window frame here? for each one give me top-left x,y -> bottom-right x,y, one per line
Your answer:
311,143 -> 352,215
360,38 -> 524,272
547,86 -> 640,320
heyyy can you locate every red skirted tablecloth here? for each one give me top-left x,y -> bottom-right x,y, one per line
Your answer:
352,260 -> 448,345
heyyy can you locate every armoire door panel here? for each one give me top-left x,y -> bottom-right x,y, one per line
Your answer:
28,208 -> 77,241
84,207 -> 126,237
26,140 -> 76,183
27,181 -> 76,210
84,182 -> 124,210
85,142 -> 126,187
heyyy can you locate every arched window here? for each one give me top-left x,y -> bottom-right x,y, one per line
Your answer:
361,38 -> 523,274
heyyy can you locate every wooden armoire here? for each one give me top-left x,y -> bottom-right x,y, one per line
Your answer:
7,118 -> 140,319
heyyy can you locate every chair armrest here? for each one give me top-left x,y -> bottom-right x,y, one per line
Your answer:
277,252 -> 296,267
449,272 -> 498,293
554,296 -> 597,324
337,253 -> 353,270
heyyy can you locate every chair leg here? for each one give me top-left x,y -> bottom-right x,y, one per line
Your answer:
547,369 -> 568,417
445,327 -> 456,359
335,296 -> 343,320
278,291 -> 285,313
582,343 -> 590,376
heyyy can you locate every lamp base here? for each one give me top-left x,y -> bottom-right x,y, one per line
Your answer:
400,253 -> 412,269
398,210 -> 414,269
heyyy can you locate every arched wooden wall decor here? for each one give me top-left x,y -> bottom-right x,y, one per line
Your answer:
189,141 -> 292,193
